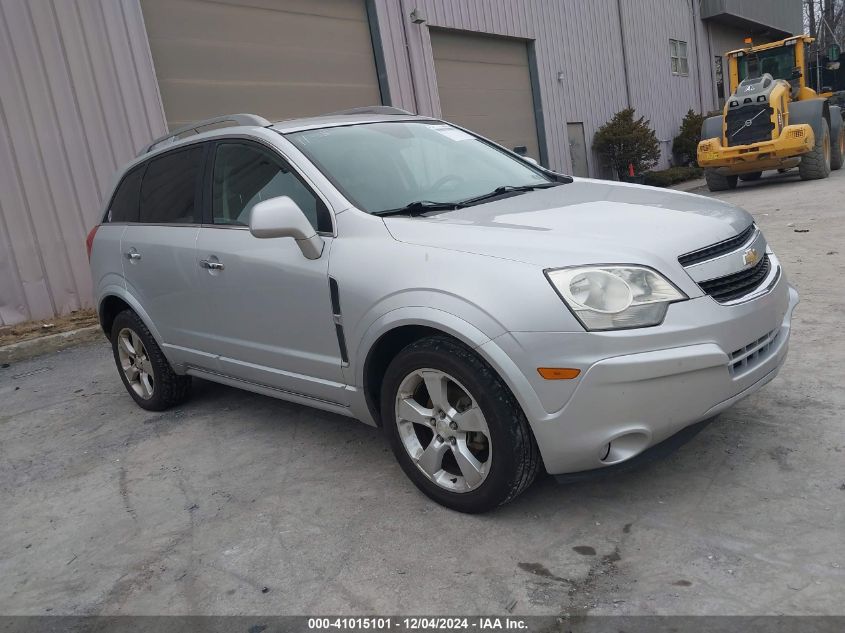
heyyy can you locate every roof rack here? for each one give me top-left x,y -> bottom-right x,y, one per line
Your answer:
139,113 -> 271,155
320,106 -> 415,117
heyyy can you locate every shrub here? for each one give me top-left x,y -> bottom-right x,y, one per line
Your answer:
592,108 -> 661,180
643,165 -> 703,187
672,109 -> 706,166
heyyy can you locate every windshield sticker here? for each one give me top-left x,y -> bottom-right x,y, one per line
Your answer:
426,124 -> 474,141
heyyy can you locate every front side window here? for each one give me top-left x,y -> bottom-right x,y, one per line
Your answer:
211,142 -> 329,232
287,121 -> 552,215
139,146 -> 204,224
107,164 -> 144,223
670,39 -> 689,76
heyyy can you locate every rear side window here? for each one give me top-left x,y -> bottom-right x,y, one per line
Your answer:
139,146 -> 204,224
107,165 -> 143,223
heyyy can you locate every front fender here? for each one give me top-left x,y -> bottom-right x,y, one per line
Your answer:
701,114 -> 724,142
789,98 -> 830,140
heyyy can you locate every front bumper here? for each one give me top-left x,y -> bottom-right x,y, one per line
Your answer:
697,124 -> 814,173
481,273 -> 798,475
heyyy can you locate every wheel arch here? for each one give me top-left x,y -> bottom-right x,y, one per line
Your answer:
357,308 -> 510,427
97,287 -> 165,346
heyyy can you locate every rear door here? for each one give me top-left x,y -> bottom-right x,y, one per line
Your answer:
120,143 -> 209,367
193,139 -> 345,403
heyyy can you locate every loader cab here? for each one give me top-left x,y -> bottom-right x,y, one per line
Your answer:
727,36 -> 815,101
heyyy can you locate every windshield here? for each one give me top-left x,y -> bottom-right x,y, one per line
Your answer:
737,47 -> 796,83
286,121 -> 552,214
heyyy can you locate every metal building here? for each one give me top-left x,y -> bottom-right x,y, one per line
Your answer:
0,0 -> 802,326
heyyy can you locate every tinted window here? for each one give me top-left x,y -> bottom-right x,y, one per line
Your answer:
139,146 -> 204,224
107,165 -> 143,223
212,143 -> 330,232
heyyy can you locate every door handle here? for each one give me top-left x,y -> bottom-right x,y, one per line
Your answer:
199,259 -> 224,270
125,251 -> 141,260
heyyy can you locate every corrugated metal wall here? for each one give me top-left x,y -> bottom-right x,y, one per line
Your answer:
619,0 -> 708,164
372,0 -> 631,175
0,0 -> 165,326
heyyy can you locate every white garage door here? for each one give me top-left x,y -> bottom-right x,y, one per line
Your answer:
430,29 -> 541,160
141,0 -> 382,129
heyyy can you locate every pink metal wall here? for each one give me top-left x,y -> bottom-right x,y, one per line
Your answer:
0,0 -> 165,325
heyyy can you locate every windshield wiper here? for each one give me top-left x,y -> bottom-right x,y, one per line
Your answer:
373,200 -> 464,217
458,182 -> 561,207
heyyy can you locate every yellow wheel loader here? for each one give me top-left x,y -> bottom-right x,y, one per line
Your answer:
698,35 -> 845,191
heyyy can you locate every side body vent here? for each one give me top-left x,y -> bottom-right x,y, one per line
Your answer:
329,277 -> 349,365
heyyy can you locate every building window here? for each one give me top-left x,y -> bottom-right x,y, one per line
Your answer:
670,39 -> 689,76
714,55 -> 725,104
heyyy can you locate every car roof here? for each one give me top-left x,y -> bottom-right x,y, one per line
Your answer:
271,112 -> 431,133
130,108 -> 435,166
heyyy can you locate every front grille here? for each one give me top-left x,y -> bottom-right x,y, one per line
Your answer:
729,328 -> 779,376
678,224 -> 756,266
725,104 -> 774,146
699,254 -> 771,303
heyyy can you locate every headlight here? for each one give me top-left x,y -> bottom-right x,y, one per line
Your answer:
545,265 -> 687,330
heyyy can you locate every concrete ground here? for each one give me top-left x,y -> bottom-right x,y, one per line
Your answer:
1,168 -> 843,616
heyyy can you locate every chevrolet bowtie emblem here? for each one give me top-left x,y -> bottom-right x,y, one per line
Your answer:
743,248 -> 760,266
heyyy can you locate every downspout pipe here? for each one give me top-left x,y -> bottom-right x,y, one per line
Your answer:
616,0 -> 632,108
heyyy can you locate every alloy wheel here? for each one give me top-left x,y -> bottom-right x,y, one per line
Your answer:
117,328 -> 155,399
394,369 -> 491,492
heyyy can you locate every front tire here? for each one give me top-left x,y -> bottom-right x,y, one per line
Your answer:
111,310 -> 191,411
705,170 -> 738,191
380,336 -> 540,513
799,118 -> 832,180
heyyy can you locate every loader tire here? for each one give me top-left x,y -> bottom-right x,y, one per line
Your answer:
799,119 -> 832,180
831,122 -> 844,171
705,170 -> 738,191
739,172 -> 762,181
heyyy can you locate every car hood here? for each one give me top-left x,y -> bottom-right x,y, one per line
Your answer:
383,178 -> 754,269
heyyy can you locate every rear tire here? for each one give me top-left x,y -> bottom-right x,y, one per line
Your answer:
831,123 -> 844,171
739,171 -> 762,181
799,119 -> 832,180
380,336 -> 540,513
111,310 -> 191,411
705,170 -> 738,191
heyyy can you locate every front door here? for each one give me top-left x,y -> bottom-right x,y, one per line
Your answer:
194,140 -> 345,404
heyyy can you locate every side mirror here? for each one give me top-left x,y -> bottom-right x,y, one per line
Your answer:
249,196 -> 324,260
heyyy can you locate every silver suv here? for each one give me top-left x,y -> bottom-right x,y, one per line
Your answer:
88,108 -> 798,513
